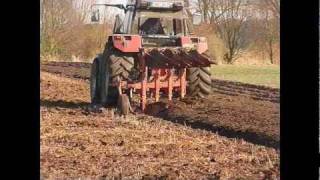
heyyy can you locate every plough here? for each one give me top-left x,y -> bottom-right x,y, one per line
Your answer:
90,0 -> 215,114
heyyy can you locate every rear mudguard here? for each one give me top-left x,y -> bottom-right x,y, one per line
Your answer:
111,34 -> 141,52
180,36 -> 208,54
111,34 -> 208,54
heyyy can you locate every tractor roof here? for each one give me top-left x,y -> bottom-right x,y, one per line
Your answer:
132,0 -> 187,19
137,10 -> 187,19
135,0 -> 185,11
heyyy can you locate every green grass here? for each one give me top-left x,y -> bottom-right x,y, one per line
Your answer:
210,64 -> 280,88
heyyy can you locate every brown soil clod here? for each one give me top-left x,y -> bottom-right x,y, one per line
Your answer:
164,95 -> 280,149
145,102 -> 169,116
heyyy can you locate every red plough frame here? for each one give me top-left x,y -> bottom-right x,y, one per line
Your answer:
114,48 -> 212,111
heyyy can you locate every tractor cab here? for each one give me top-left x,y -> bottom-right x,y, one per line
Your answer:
110,0 -> 192,34
108,0 -> 203,49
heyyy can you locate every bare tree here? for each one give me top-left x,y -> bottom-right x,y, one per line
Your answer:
262,0 -> 280,19
208,0 -> 232,24
196,0 -> 210,23
41,0 -> 113,61
253,0 -> 279,64
214,0 -> 251,63
194,0 -> 279,64
263,12 -> 279,64
73,0 -> 95,23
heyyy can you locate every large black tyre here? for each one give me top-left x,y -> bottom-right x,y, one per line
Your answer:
109,52 -> 135,82
103,49 -> 135,105
90,56 -> 101,104
187,67 -> 212,98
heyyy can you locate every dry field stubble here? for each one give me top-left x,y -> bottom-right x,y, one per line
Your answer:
40,71 -> 279,180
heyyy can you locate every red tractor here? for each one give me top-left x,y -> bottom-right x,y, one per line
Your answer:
90,0 -> 215,113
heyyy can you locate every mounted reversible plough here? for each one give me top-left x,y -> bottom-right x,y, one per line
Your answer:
90,0 -> 215,113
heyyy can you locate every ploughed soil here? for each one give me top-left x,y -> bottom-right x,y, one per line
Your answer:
210,79 -> 279,103
41,61 -> 91,80
41,61 -> 280,148
162,95 -> 279,149
40,61 -> 280,179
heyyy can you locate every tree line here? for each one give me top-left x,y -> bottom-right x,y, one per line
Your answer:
40,0 -> 279,64
40,0 -> 111,61
195,0 -> 279,64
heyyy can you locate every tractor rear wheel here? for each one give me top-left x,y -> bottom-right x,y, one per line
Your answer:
109,52 -> 135,82
187,67 -> 212,98
90,56 -> 101,104
105,50 -> 135,105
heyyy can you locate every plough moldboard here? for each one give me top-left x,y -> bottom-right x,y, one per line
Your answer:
144,47 -> 214,68
114,47 -> 215,111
